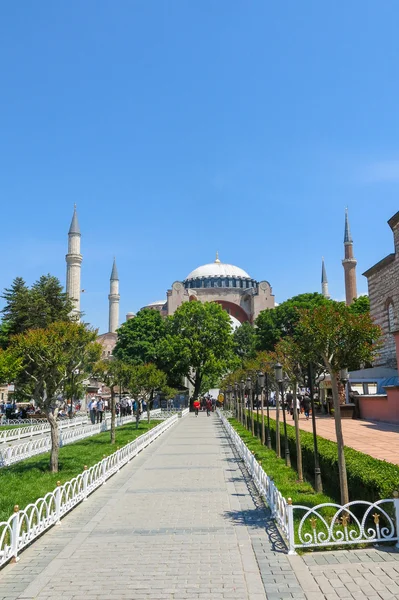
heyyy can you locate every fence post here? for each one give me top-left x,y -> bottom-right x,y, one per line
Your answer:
102,455 -> 107,484
55,481 -> 61,524
10,505 -> 20,563
83,466 -> 88,501
394,491 -> 399,549
287,498 -> 296,555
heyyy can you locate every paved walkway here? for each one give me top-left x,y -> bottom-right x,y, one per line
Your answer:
268,409 -> 399,465
0,414 -> 399,600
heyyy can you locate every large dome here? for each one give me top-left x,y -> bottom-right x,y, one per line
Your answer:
185,254 -> 251,281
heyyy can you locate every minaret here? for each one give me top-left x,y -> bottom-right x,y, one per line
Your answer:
65,205 -> 82,317
108,258 -> 120,333
321,257 -> 330,299
342,208 -> 357,305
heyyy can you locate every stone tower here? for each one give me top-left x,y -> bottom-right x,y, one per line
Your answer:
321,257 -> 330,299
342,208 -> 357,305
108,258 -> 120,333
65,205 -> 82,316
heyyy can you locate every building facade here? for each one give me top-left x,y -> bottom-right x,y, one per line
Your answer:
363,211 -> 399,368
141,253 -> 275,325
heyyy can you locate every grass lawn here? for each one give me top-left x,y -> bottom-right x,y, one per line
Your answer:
229,417 -> 398,550
0,424 -> 32,430
0,420 -> 158,522
229,418 -> 332,508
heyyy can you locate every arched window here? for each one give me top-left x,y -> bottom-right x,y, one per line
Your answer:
388,302 -> 396,332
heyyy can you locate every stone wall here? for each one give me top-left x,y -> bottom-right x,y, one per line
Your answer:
364,212 -> 399,367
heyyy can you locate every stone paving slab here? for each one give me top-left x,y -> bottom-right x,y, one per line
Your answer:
0,414 -> 399,599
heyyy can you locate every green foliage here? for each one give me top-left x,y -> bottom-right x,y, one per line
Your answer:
159,301 -> 236,397
0,420 -> 157,522
255,293 -> 331,352
349,295 -> 370,316
250,413 -> 399,502
296,302 -> 382,373
233,321 -> 257,362
114,308 -> 166,367
229,418 -> 332,507
0,349 -> 23,384
127,363 -> 167,398
1,275 -> 75,346
8,322 -> 100,412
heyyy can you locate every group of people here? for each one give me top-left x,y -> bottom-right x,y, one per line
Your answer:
285,392 -> 311,420
87,397 -> 145,425
193,396 -> 216,417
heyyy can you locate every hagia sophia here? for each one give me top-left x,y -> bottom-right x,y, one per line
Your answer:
65,205 -> 361,358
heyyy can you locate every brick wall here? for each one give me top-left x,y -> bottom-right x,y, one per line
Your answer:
364,213 -> 399,367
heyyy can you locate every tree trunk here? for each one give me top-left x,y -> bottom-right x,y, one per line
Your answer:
275,390 -> 281,458
330,369 -> 349,505
147,390 -> 153,423
193,372 -> 202,400
110,385 -> 116,444
47,411 -> 59,473
250,390 -> 255,436
292,380 -> 303,482
261,388 -> 265,445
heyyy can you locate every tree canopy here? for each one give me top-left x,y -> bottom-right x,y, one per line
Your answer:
6,321 -> 100,471
1,274 -> 75,345
233,321 -> 257,363
113,308 -> 166,367
159,301 -> 236,399
255,292 -> 331,352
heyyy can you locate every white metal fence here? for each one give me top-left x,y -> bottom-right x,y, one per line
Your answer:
217,409 -> 399,554
0,417 -> 89,444
0,414 -> 178,568
0,410 -> 163,468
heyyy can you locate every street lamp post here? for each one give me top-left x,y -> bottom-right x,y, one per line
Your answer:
340,368 -> 349,404
264,372 -> 272,449
234,382 -> 239,420
308,363 -> 323,493
227,385 -> 232,411
247,376 -> 254,436
255,378 -> 260,439
275,362 -> 291,467
258,372 -> 265,446
240,379 -> 245,427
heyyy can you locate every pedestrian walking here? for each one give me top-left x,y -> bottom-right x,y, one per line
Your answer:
96,398 -> 104,423
88,398 -> 97,424
303,394 -> 311,420
193,399 -> 200,416
206,398 -> 212,416
292,396 -> 300,420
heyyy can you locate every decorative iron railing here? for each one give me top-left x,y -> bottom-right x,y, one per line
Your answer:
0,410 -> 163,468
0,414 -> 178,568
217,409 -> 399,554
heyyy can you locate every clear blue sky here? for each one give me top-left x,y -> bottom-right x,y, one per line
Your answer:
1,1 -> 398,333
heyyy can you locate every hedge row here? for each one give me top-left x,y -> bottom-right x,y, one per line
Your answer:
243,412 -> 399,503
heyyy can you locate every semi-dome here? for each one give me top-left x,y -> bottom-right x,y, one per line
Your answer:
185,253 -> 251,281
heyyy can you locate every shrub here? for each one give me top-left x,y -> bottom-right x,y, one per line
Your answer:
247,413 -> 399,503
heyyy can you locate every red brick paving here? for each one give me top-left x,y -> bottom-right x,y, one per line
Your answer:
269,409 -> 399,465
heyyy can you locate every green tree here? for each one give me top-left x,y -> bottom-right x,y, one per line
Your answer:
255,293 -> 331,352
275,338 -> 305,483
0,349 -> 22,385
93,359 -> 131,443
233,321 -> 257,363
114,308 -> 166,366
1,274 -> 75,345
296,303 -> 382,504
349,295 -> 370,316
160,301 -> 235,402
128,363 -> 170,423
7,322 -> 100,472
